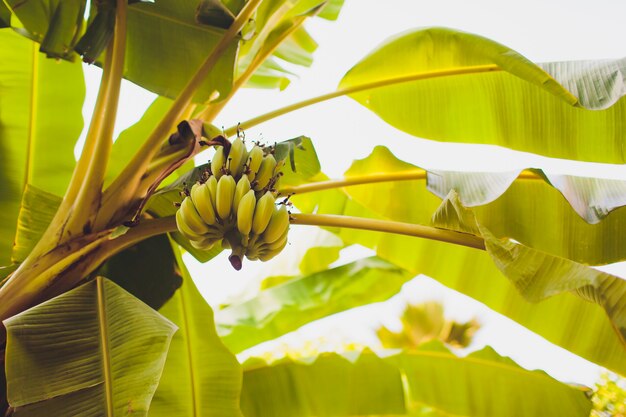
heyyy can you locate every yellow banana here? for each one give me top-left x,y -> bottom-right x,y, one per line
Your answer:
216,174 -> 236,220
262,205 -> 289,244
233,175 -> 251,214
274,158 -> 285,175
246,145 -> 264,181
176,209 -> 205,241
237,189 -> 256,236
229,137 -> 247,177
211,146 -> 225,179
179,197 -> 211,235
190,182 -> 217,226
254,154 -> 276,191
252,191 -> 275,235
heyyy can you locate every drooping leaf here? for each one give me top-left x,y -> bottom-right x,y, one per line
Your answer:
0,29 -> 84,266
292,180 -> 626,375
240,343 -> 591,417
340,27 -> 626,163
5,0 -> 86,60
151,242 -> 243,417
215,256 -> 414,353
96,234 -> 182,310
344,146 -> 626,266
433,190 -> 626,347
4,277 -> 177,416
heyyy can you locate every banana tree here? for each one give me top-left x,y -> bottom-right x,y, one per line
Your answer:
0,0 -> 624,415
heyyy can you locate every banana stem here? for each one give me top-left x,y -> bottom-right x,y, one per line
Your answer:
8,0 -> 128,273
290,213 -> 486,251
198,14 -> 309,122
279,169 -> 542,195
100,0 -> 263,225
223,64 -> 501,137
64,0 -> 127,236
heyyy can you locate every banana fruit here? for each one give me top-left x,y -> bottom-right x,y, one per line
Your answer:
176,138 -> 291,270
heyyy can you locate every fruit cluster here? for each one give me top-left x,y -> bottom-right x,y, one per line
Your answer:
175,137 -> 289,270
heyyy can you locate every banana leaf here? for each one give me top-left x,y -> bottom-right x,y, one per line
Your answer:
291,181 -> 626,375
3,277 -> 177,416
96,234 -> 182,310
150,243 -> 243,417
215,256 -> 414,353
240,342 -> 591,417
343,146 -> 626,265
339,27 -> 626,163
0,29 -> 84,266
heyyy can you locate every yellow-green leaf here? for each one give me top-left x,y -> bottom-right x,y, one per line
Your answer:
4,277 -> 176,416
150,243 -> 243,417
340,27 -> 626,163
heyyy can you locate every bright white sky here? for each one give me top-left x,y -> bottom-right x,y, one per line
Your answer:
83,0 -> 626,388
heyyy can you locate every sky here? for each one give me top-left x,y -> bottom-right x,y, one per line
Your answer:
82,0 -> 626,387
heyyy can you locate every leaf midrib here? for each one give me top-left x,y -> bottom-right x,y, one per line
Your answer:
179,284 -> 199,416
97,278 -> 114,417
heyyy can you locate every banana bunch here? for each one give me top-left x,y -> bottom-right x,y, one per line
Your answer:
176,137 -> 290,270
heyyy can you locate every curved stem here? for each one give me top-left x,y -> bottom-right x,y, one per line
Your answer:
65,0 -> 127,236
224,64 -> 501,136
290,213 -> 486,251
101,0 -> 263,224
279,169 -> 542,195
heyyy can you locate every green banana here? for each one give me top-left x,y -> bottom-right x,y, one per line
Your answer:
252,191 -> 275,235
246,145 -> 264,181
189,236 -> 218,251
216,174 -> 236,220
176,209 -> 205,241
211,146 -> 225,179
179,197 -> 211,235
262,205 -> 289,243
206,175 -> 218,210
233,175 -> 251,213
190,182 -> 217,226
229,137 -> 248,177
254,154 -> 276,191
237,190 -> 256,236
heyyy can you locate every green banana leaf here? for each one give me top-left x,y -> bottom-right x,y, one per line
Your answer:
4,0 -> 86,60
0,29 -> 84,266
125,0 -> 236,102
238,0 -> 343,89
343,146 -> 626,265
240,342 -> 591,417
0,2 -> 11,27
339,27 -> 626,163
150,243 -> 243,417
215,256 -> 414,353
6,0 -> 237,102
433,190 -> 626,349
3,277 -> 177,416
96,235 -> 182,310
11,185 -> 61,263
291,180 -> 626,375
